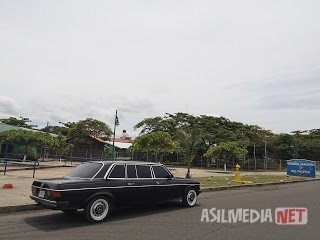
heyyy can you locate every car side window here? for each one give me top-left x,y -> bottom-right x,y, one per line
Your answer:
153,165 -> 171,178
136,165 -> 152,178
127,165 -> 137,178
95,163 -> 113,178
109,164 -> 125,178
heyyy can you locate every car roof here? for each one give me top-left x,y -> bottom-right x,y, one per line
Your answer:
91,161 -> 163,165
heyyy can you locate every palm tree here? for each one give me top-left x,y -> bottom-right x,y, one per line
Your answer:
175,129 -> 202,178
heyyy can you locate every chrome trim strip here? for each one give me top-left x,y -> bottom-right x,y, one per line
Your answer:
150,165 -> 155,178
125,164 -> 138,179
91,163 -> 105,179
30,195 -> 57,204
103,163 -> 116,179
32,183 -> 200,192
32,186 -> 54,190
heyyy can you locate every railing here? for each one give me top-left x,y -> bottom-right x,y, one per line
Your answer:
0,158 -> 39,178
65,156 -> 132,164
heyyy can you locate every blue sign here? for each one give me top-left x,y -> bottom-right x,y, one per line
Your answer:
286,159 -> 316,178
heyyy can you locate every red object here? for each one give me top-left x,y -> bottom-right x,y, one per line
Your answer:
3,183 -> 13,189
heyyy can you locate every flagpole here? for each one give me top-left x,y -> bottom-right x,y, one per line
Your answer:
112,110 -> 117,160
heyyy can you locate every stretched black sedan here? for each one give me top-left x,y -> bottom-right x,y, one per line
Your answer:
30,161 -> 201,222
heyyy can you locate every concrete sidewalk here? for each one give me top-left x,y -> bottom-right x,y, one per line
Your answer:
0,167 -> 73,208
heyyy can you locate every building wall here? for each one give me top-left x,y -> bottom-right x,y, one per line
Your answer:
71,138 -> 105,158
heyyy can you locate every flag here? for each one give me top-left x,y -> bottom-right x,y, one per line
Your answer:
115,111 -> 120,126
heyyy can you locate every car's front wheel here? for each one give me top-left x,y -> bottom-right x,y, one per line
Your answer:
182,188 -> 197,207
84,197 -> 111,223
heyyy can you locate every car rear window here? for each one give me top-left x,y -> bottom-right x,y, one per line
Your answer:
65,162 -> 102,178
136,165 -> 152,178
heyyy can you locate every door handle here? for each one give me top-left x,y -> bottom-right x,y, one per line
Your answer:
128,182 -> 135,186
156,181 -> 161,185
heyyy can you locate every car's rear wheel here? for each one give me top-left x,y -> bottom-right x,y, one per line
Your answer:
84,197 -> 111,223
182,188 -> 197,207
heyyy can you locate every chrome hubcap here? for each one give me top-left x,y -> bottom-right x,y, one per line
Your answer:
187,190 -> 197,206
90,199 -> 109,221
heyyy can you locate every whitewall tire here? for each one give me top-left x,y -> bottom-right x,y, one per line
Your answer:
182,189 -> 197,207
84,197 -> 111,222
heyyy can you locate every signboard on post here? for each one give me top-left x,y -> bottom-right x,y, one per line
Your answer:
286,159 -> 316,178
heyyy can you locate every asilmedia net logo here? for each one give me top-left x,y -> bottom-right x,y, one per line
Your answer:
200,207 -> 308,225
275,208 -> 308,225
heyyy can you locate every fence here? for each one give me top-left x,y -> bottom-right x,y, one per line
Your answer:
0,158 -> 39,178
64,156 -> 131,165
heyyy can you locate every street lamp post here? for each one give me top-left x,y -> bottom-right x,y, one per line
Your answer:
264,138 -> 268,171
111,110 -> 119,160
253,143 -> 257,171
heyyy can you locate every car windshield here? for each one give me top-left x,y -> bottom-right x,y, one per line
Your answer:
65,162 -> 103,178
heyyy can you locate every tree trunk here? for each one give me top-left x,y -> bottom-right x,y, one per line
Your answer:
186,159 -> 192,178
160,154 -> 163,163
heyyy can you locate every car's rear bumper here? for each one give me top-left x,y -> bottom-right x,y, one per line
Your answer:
30,195 -> 69,210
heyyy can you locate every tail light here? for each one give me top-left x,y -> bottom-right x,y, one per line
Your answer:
31,186 -> 36,195
47,190 -> 61,200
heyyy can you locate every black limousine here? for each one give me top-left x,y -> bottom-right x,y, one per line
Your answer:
31,161 -> 201,222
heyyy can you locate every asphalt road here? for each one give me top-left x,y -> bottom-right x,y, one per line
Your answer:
1,181 -> 319,240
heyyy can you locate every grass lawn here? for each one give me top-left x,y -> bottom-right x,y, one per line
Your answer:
194,175 -> 305,188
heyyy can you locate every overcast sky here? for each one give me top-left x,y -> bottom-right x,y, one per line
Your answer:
0,0 -> 320,135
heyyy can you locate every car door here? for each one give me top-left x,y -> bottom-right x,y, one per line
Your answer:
125,164 -> 156,204
106,164 -> 128,206
152,165 -> 181,201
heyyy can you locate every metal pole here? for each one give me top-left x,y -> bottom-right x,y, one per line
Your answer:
264,140 -> 267,171
112,110 -> 117,160
279,159 -> 282,171
4,159 -> 7,175
33,161 -> 36,178
254,143 -> 257,171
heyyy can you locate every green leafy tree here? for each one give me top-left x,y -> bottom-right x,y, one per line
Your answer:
0,117 -> 37,129
205,142 -> 248,168
274,134 -> 298,160
134,112 -> 270,168
175,129 -> 202,178
66,118 -> 112,141
129,131 -> 179,162
293,129 -> 320,161
50,135 -> 74,158
40,125 -> 69,136
0,130 -> 59,160
63,118 -> 112,158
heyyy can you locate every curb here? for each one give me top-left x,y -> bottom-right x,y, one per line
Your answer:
201,178 -> 320,192
0,204 -> 42,214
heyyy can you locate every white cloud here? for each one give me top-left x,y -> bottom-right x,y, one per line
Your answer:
0,96 -> 21,115
0,0 -> 319,133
